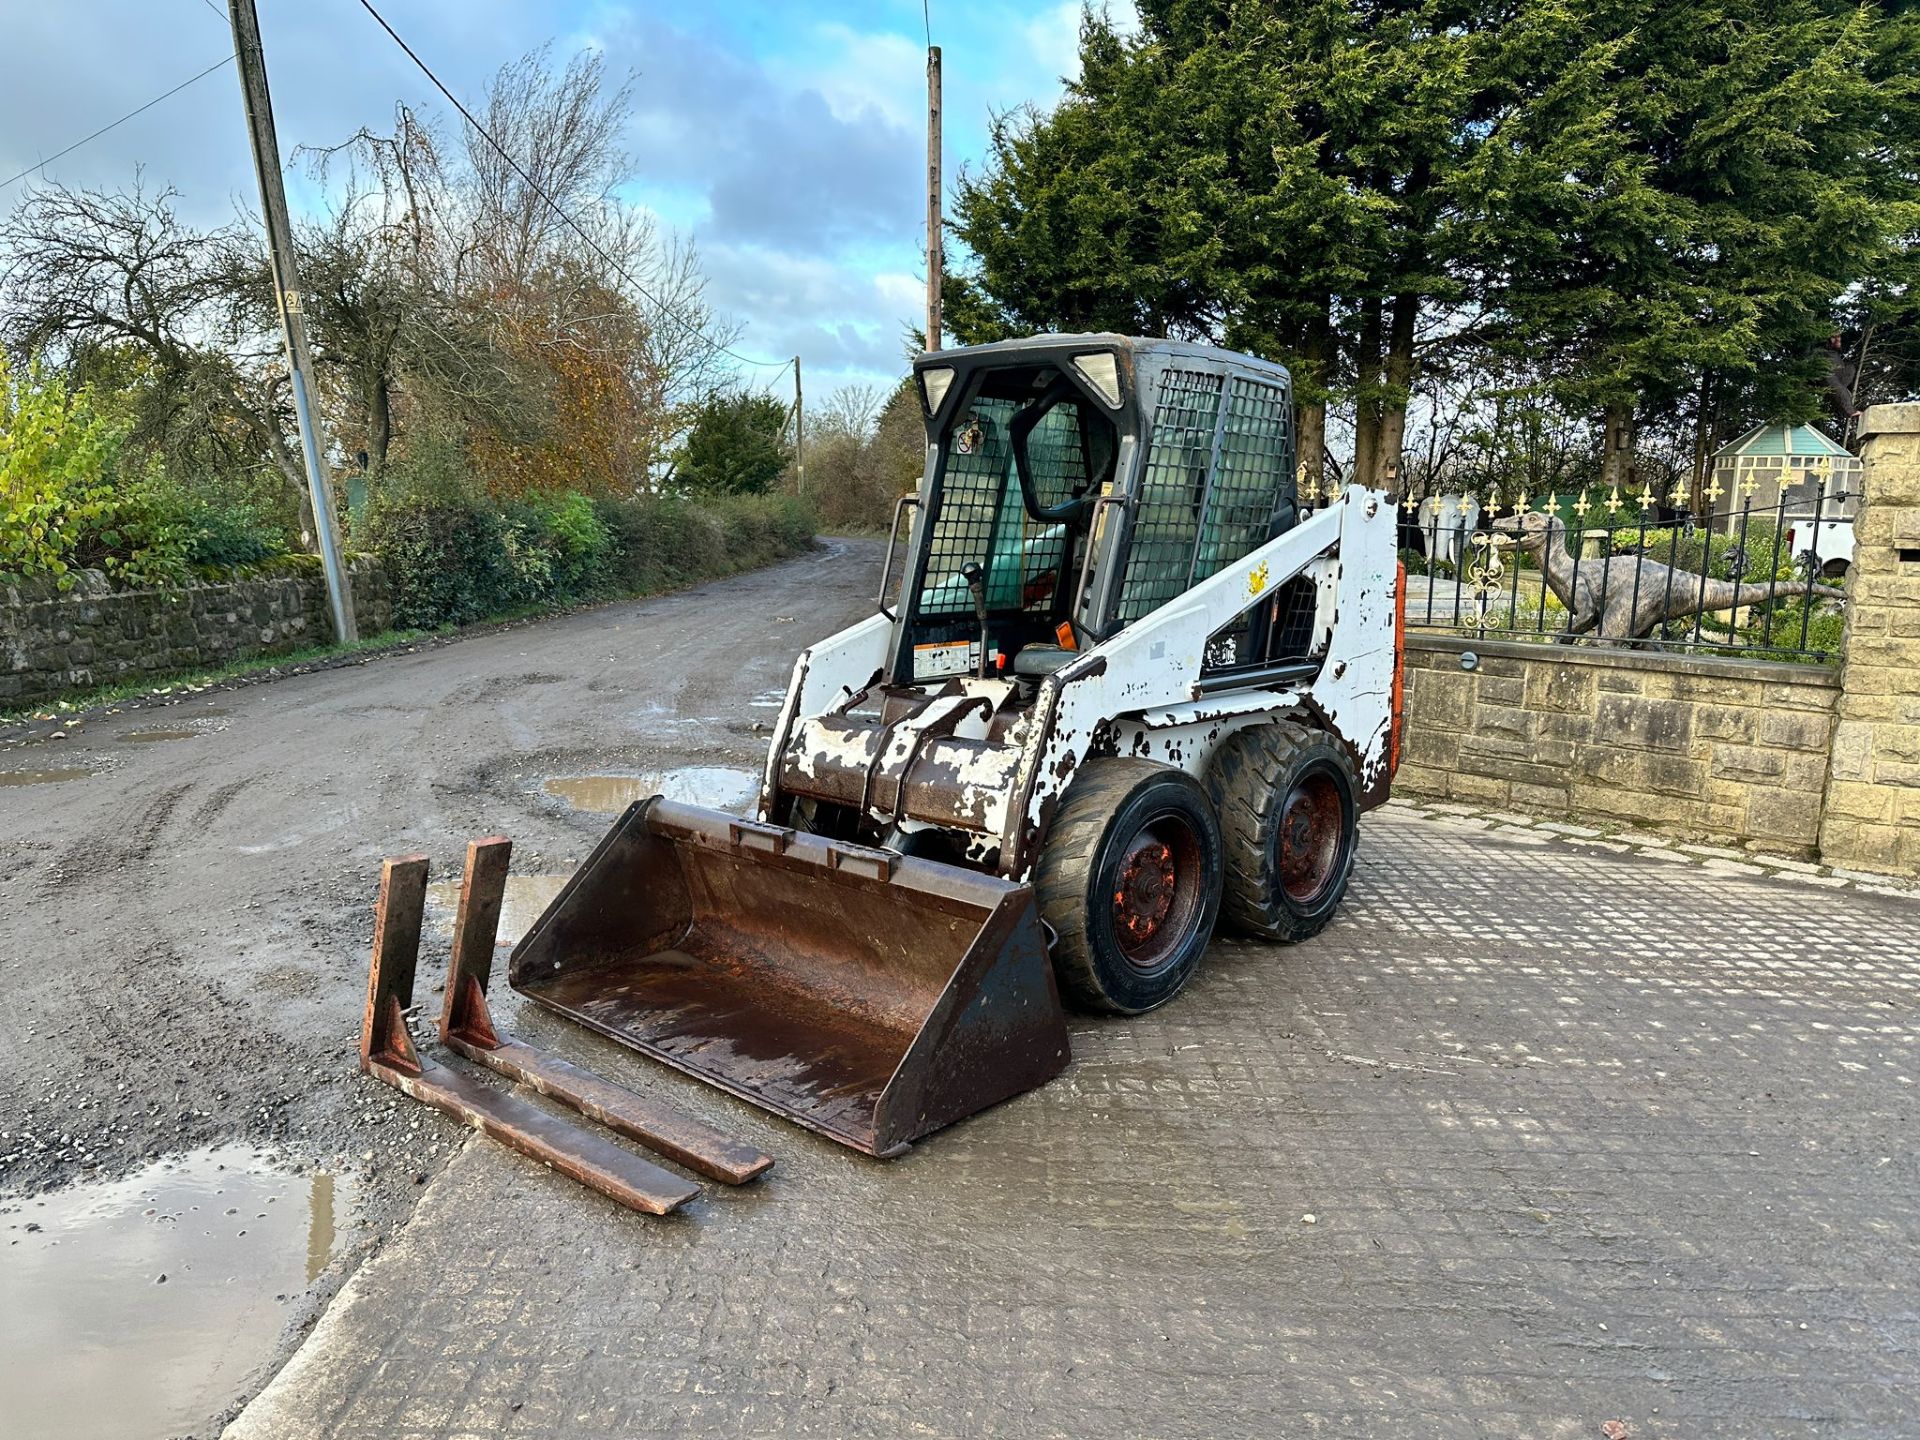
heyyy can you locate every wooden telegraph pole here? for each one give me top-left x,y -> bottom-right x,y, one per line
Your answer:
792,356 -> 805,496
228,0 -> 357,642
926,45 -> 943,352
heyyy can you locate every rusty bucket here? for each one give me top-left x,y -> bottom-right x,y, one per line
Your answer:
508,798 -> 1070,1157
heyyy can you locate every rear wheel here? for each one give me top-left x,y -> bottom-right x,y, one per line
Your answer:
1034,759 -> 1224,1014
1205,722 -> 1358,943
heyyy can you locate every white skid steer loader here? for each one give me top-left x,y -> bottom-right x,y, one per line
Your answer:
504,334 -> 1407,1159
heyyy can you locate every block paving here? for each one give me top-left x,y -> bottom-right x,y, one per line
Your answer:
229,806 -> 1920,1440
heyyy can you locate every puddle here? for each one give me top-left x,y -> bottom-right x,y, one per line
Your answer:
427,873 -> 571,946
543,765 -> 758,815
117,728 -> 201,744
0,767 -> 93,786
0,1144 -> 358,1440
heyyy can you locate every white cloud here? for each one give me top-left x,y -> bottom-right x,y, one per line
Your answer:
874,271 -> 924,312
0,0 -> 1138,392
796,24 -> 924,129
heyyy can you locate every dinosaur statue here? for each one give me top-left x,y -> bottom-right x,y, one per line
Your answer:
1489,510 -> 1846,644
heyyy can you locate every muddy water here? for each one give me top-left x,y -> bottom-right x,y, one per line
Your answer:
543,764 -> 757,815
0,767 -> 93,786
0,1145 -> 357,1440
117,728 -> 202,743
426,873 -> 571,946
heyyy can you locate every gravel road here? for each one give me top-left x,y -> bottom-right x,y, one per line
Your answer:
0,537 -> 877,1243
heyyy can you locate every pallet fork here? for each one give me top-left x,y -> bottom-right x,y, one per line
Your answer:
359,838 -> 772,1217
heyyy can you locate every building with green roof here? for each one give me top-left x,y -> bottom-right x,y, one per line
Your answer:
1708,422 -> 1862,567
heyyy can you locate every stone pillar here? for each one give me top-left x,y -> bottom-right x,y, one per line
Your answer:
1820,403 -> 1920,876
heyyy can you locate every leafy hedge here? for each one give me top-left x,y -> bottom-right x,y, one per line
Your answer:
1,349 -> 290,590
360,487 -> 812,630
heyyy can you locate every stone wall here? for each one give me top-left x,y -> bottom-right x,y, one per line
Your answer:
1399,633 -> 1841,857
1821,404 -> 1920,875
1,561 -> 390,710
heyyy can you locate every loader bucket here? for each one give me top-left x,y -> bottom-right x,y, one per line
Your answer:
507,798 -> 1070,1157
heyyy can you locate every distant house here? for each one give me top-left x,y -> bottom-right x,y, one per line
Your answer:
1709,422 -> 1863,573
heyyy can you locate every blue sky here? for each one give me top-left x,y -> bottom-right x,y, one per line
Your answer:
0,1 -> 1132,401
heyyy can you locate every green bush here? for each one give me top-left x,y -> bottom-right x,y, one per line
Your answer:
508,490 -> 613,599
593,492 -> 812,593
2,347 -> 295,590
182,490 -> 289,570
360,490 -> 515,628
711,493 -> 815,564
363,480 -> 811,630
597,493 -> 720,591
676,391 -> 791,495
0,348 -> 192,589
1628,519 -> 1791,584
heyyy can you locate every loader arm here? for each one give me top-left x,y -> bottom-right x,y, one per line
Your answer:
999,486 -> 1400,874
757,609 -> 893,821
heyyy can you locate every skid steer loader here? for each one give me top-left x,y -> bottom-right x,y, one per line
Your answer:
496,334 -> 1407,1161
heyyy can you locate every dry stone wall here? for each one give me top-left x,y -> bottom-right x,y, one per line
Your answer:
1,561 -> 390,710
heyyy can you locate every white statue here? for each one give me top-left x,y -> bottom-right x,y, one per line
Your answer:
1416,492 -> 1482,568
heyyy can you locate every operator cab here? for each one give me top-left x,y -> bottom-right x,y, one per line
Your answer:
893,350 -> 1121,686
890,334 -> 1302,691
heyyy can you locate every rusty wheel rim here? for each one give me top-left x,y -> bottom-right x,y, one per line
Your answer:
1278,771 -> 1343,905
1111,815 -> 1204,972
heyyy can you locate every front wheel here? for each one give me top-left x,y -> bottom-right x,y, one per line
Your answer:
1205,722 -> 1358,943
1033,759 -> 1224,1014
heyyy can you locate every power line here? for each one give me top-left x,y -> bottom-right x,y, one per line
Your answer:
0,54 -> 235,193
352,0 -> 791,373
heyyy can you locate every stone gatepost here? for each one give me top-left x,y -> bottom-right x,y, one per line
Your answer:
1820,402 -> 1920,876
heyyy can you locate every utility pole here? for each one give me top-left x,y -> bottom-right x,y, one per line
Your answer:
793,355 -> 806,496
925,45 -> 943,353
229,0 -> 356,643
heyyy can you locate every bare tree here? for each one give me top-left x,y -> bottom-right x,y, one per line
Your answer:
0,179 -> 311,503
299,52 -> 743,486
0,46 -> 750,508
817,383 -> 883,441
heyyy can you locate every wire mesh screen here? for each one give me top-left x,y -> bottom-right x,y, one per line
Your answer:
1117,369 -> 1224,622
916,397 -> 1075,617
1027,402 -> 1090,512
1193,376 -> 1292,583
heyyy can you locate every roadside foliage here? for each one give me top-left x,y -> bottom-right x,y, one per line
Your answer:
0,47 -> 814,625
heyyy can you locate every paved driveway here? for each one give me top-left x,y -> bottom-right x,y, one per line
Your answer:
229,805 -> 1920,1438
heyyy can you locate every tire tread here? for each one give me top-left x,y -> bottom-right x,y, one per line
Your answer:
1034,758 -> 1218,1013
1204,722 -> 1357,943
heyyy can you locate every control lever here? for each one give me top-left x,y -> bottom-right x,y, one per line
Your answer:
960,562 -> 991,679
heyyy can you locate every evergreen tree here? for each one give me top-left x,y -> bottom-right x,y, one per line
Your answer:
675,391 -> 791,495
1490,0 -> 1916,492
950,0 -> 1919,487
952,0 -> 1622,486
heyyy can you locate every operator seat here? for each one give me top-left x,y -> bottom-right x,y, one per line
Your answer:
1013,644 -> 1075,677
